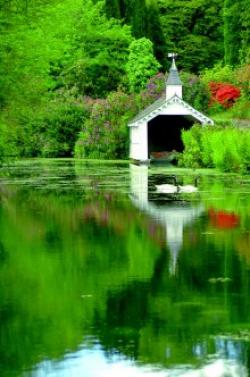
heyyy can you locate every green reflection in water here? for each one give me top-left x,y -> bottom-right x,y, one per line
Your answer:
0,159 -> 249,376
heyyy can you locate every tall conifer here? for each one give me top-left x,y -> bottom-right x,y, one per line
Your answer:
224,0 -> 241,65
131,0 -> 147,38
146,0 -> 167,68
105,0 -> 121,18
240,0 -> 250,62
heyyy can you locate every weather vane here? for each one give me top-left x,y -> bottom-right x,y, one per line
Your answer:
168,52 -> 178,60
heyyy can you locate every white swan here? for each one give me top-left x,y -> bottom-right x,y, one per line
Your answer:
155,184 -> 198,194
178,184 -> 198,193
155,184 -> 178,194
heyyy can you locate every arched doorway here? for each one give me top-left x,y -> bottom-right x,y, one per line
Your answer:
148,115 -> 195,158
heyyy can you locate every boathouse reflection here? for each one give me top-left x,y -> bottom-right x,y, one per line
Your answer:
129,164 -> 204,273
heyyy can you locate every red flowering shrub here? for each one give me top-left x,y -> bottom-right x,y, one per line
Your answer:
209,82 -> 221,99
208,208 -> 240,229
209,82 -> 241,108
216,85 -> 241,108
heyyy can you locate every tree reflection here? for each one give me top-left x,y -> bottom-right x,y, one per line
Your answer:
0,160 -> 249,376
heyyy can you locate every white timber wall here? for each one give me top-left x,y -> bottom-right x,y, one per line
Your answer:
130,121 -> 148,161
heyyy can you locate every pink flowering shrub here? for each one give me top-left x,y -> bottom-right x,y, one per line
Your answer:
75,91 -> 137,159
75,73 -> 165,159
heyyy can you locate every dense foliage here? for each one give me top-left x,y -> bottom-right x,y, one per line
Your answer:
0,0 -> 249,167
180,125 -> 250,173
103,0 -> 167,66
181,72 -> 210,113
125,38 -> 161,92
224,0 -> 250,65
158,0 -> 225,72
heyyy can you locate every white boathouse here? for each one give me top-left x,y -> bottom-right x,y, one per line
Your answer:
128,55 -> 214,163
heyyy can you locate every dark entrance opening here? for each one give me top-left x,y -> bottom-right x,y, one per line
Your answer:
148,115 -> 194,158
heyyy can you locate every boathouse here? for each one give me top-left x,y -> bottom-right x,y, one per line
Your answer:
128,54 -> 214,163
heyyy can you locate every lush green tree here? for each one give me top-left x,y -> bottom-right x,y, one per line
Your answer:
103,0 -> 166,67
0,0 -> 132,157
26,95 -> 89,157
0,0 -> 82,157
201,63 -> 236,86
125,38 -> 161,92
64,0 -> 133,98
158,0 -> 224,73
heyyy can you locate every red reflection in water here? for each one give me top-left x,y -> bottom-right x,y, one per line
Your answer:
208,208 -> 240,229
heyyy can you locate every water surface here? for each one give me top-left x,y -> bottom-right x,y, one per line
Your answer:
0,159 -> 250,377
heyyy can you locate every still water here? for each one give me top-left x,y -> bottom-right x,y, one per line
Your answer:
0,159 -> 250,377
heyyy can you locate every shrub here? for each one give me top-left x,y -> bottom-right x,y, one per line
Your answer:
0,122 -> 18,165
215,84 -> 241,108
201,63 -> 249,116
181,125 -> 250,173
209,82 -> 241,108
200,128 -> 214,167
41,101 -> 87,157
234,64 -> 250,96
179,124 -> 203,168
229,97 -> 250,119
201,64 -> 236,86
20,95 -> 89,158
180,72 -> 210,113
137,72 -> 165,109
74,91 -> 138,159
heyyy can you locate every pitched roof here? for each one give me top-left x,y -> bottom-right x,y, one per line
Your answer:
128,94 -> 214,126
129,94 -> 166,124
166,59 -> 182,86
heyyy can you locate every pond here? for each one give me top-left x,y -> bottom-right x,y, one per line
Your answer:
0,159 -> 250,377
